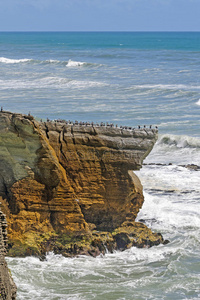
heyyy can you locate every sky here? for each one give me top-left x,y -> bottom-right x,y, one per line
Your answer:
0,0 -> 200,32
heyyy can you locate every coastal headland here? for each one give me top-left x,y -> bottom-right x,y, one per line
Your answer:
0,111 -> 167,259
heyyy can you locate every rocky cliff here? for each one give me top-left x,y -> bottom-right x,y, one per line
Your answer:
0,111 -> 167,257
0,205 -> 17,299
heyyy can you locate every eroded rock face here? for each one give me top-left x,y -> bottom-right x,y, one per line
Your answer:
40,121 -> 157,232
0,111 -> 165,257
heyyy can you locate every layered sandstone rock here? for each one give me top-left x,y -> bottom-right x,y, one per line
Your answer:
0,111 -> 166,257
40,121 -> 156,231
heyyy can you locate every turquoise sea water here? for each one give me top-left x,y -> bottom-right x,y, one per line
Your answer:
1,32 -> 200,299
0,32 -> 200,136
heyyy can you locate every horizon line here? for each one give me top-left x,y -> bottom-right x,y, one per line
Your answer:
1,30 -> 200,33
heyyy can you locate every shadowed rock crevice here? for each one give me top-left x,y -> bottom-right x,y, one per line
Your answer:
44,123 -> 49,139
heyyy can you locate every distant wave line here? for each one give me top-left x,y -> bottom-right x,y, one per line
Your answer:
0,57 -> 102,68
131,84 -> 200,91
0,57 -> 32,64
0,77 -> 107,90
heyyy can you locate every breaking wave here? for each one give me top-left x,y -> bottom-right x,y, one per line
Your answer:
158,134 -> 200,149
65,59 -> 101,68
66,59 -> 86,67
0,57 -> 100,68
0,57 -> 32,64
145,134 -> 200,165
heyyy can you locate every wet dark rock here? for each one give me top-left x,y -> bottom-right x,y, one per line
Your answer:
181,164 -> 200,171
114,232 -> 131,250
163,239 -> 170,245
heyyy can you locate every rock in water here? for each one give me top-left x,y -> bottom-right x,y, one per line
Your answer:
0,111 -> 165,257
0,206 -> 17,299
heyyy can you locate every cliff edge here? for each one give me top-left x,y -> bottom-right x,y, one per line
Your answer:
0,111 -> 166,257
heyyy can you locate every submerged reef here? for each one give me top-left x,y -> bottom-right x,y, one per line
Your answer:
0,111 -> 167,258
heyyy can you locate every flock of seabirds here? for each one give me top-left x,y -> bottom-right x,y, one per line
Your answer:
44,118 -> 158,131
0,107 -> 158,132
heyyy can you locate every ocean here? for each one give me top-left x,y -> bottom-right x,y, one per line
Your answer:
1,32 -> 200,299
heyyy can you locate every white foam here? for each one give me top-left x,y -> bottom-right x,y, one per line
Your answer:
136,164 -> 200,195
66,59 -> 85,67
0,57 -> 31,64
135,163 -> 200,232
137,189 -> 200,231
